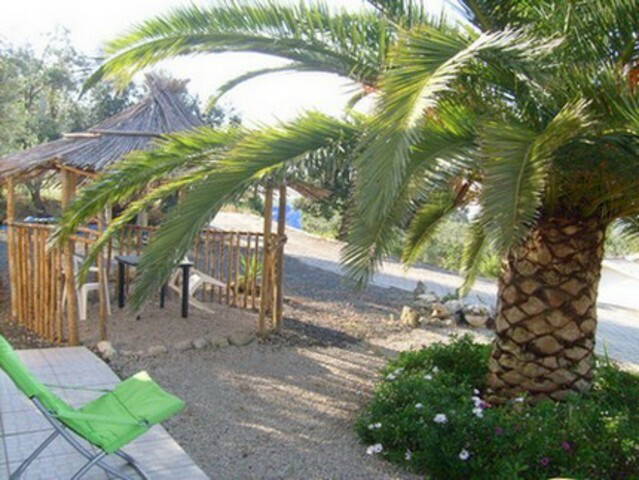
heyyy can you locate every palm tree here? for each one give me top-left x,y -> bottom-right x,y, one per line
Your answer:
59,0 -> 639,403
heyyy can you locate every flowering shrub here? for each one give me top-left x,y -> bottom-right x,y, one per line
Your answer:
356,335 -> 639,479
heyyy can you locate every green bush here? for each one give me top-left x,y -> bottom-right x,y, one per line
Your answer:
357,336 -> 639,479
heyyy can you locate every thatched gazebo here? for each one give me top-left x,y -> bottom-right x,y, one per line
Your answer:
0,74 -> 285,346
0,74 -> 201,180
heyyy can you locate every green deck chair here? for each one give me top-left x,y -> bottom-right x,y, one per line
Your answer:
0,335 -> 185,479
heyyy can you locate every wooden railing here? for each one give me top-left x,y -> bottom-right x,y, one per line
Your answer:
7,222 -> 285,344
115,225 -> 285,314
9,223 -> 64,342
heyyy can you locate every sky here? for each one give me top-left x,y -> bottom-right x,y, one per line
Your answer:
0,0 -> 457,126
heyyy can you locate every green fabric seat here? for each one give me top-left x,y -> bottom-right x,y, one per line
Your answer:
62,371 -> 185,453
0,334 -> 185,479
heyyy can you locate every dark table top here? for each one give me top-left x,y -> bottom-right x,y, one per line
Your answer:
114,254 -> 193,267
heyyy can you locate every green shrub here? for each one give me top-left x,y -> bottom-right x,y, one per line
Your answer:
357,336 -> 639,479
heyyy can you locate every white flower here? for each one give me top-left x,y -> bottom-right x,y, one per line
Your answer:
471,396 -> 482,407
424,374 -> 433,380
458,449 -> 471,461
405,450 -> 413,461
366,443 -> 383,455
415,403 -> 424,409
386,373 -> 397,381
368,422 -> 382,430
473,388 -> 480,395
514,396 -> 525,403
472,407 -> 484,418
394,367 -> 405,375
433,413 -> 448,424
432,366 -> 440,374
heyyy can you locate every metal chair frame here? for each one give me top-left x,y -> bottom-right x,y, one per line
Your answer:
9,398 -> 150,480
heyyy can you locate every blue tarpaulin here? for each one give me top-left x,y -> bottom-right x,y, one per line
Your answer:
273,204 -> 303,229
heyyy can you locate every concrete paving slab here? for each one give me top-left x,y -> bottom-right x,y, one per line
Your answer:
1,347 -> 208,479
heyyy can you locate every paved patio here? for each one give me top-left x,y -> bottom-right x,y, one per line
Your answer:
0,346 -> 208,479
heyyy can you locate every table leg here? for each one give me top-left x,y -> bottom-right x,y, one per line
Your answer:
160,284 -> 167,308
181,265 -> 191,318
118,262 -> 125,308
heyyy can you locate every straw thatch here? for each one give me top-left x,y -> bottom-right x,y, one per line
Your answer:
0,73 -> 202,180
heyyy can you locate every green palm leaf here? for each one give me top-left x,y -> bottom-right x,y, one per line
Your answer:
480,98 -> 594,251
84,1 -> 388,92
127,111 -> 359,307
354,25 -> 557,238
459,220 -> 489,296
54,127 -> 243,244
401,189 -> 458,264
343,104 -> 477,287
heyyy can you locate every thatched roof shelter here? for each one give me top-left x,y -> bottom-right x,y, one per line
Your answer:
0,73 -> 202,180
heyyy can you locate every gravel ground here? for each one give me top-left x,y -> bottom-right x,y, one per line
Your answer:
80,292 -> 256,352
112,332 -> 461,480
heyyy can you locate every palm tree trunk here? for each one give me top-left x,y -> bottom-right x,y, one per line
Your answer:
487,216 -> 606,403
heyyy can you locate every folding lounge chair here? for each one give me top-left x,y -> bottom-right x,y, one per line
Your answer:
0,335 -> 185,479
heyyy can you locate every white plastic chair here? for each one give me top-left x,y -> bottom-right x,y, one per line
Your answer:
167,268 -> 226,315
65,255 -> 111,322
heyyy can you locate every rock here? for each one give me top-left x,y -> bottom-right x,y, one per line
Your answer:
193,337 -> 209,349
444,299 -> 463,314
413,281 -> 426,298
174,340 -> 193,352
400,306 -> 421,328
464,304 -> 492,316
147,345 -> 168,356
422,317 -> 452,328
439,318 -> 454,327
96,341 -> 116,360
209,336 -> 230,349
430,302 -> 450,319
417,292 -> 438,301
466,314 -> 489,328
228,332 -> 255,347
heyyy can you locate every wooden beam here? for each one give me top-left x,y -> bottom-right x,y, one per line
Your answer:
88,129 -> 163,138
5,177 -> 17,322
62,132 -> 101,139
54,162 -> 98,179
61,169 -> 80,345
274,184 -> 287,331
258,185 -> 274,337
97,212 -> 109,341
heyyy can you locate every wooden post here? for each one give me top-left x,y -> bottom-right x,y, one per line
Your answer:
258,185 -> 273,337
5,177 -> 17,322
274,184 -> 286,331
97,212 -> 109,341
137,210 -> 149,227
61,169 -> 79,345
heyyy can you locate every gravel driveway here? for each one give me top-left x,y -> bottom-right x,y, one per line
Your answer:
113,328 -> 480,480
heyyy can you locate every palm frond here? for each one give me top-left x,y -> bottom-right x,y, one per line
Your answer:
401,190 -> 457,264
459,220 -> 489,296
127,111 -> 359,307
617,216 -> 639,240
355,26 -> 557,236
74,167 -> 213,282
85,1 -> 389,92
343,103 -> 477,287
54,127 -> 243,244
480,98 -> 594,251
